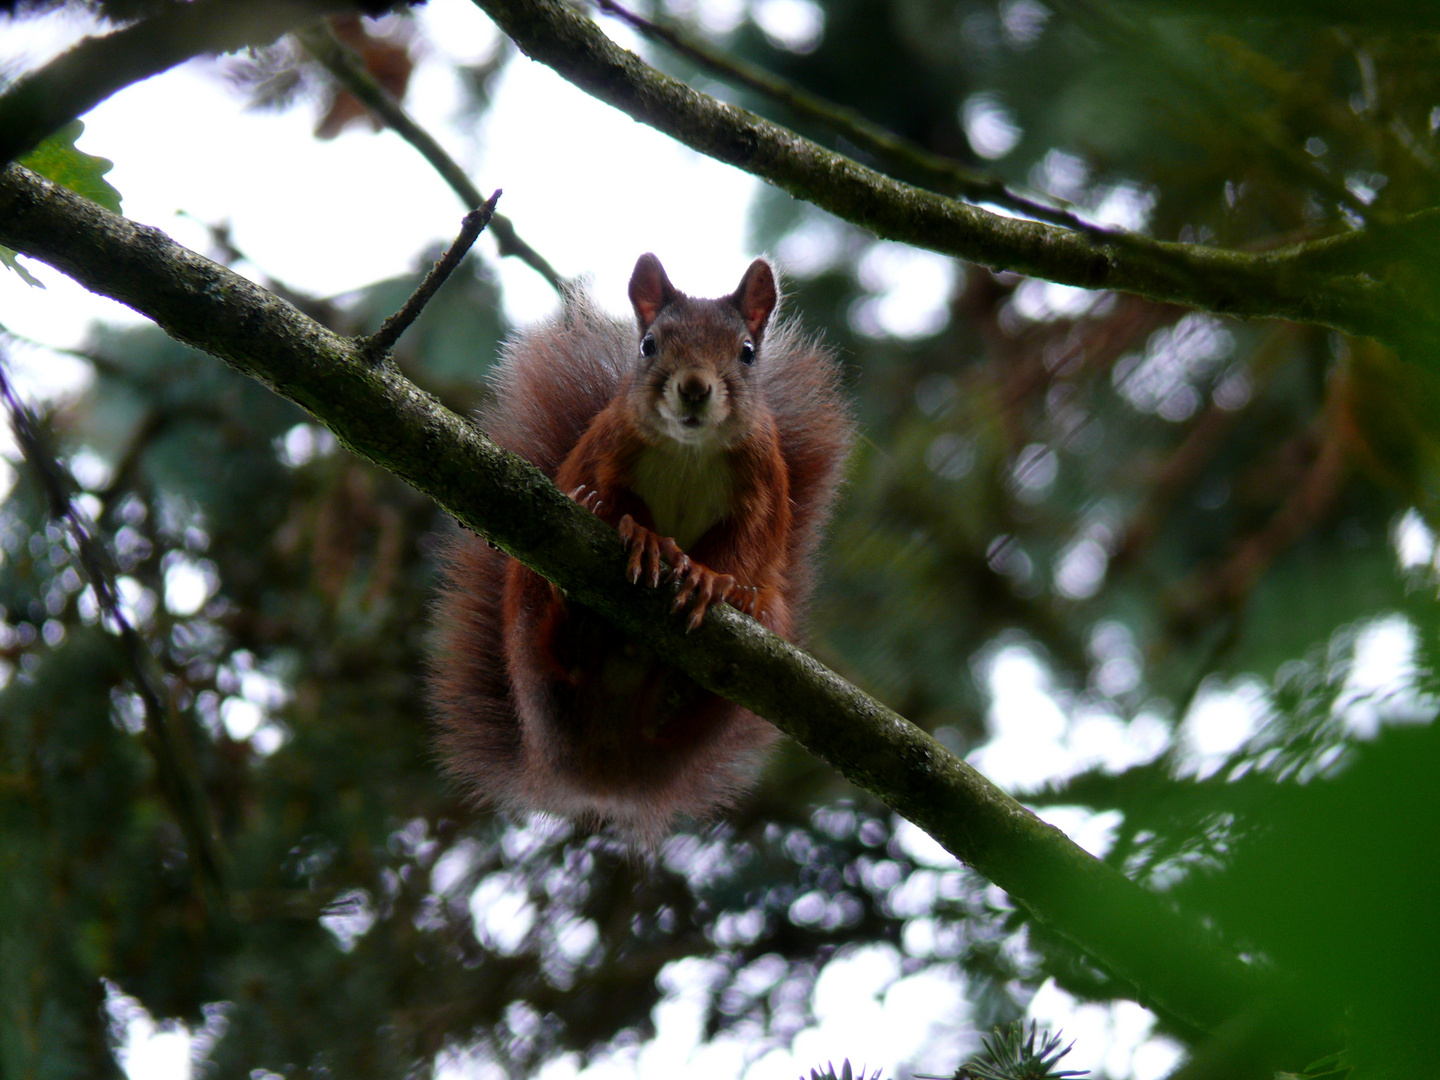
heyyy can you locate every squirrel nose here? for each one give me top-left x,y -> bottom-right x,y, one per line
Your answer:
677,374 -> 713,405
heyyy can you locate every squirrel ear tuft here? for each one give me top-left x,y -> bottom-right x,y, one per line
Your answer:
629,253 -> 679,331
733,259 -> 778,338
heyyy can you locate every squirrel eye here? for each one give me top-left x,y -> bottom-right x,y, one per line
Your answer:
739,340 -> 756,365
639,332 -> 657,359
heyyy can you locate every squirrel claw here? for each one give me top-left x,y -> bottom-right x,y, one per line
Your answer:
657,536 -> 688,583
569,484 -> 603,514
619,514 -> 667,587
673,567 -> 735,632
619,516 -> 697,591
617,516 -> 736,630
726,584 -> 763,619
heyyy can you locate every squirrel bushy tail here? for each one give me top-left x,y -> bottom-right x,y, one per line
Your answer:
428,264 -> 853,841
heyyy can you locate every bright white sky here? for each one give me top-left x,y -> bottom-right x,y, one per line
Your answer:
6,3 -> 1419,1079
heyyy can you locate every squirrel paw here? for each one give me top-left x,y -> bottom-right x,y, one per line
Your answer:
569,484 -> 604,515
618,515 -> 731,631
618,514 -> 687,589
725,583 -> 767,623
671,563 -> 736,633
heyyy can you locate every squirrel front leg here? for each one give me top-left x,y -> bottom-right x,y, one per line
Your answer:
685,477 -> 792,635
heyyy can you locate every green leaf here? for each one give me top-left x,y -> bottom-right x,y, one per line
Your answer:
19,119 -> 122,213
0,246 -> 45,287
5,120 -> 122,286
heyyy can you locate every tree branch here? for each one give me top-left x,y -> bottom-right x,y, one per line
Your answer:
470,0 -> 1422,353
0,0 -> 353,169
595,0 -> 1091,231
0,161 -> 1286,1041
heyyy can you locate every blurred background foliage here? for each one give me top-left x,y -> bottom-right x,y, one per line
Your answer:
3,1 -> 1440,1078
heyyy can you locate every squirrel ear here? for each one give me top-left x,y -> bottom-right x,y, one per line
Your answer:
733,258 -> 778,338
629,253 -> 679,332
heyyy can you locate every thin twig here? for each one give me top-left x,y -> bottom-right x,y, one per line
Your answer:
0,347 -> 230,905
294,20 -> 567,293
361,193 -> 501,359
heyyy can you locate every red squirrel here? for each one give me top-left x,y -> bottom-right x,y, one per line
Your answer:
428,254 -> 853,841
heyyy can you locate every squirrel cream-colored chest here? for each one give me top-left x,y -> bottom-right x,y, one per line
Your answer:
630,442 -> 736,550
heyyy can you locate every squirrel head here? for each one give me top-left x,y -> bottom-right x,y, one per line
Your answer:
625,253 -> 778,451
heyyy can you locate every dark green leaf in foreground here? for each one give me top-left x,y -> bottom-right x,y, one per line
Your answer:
18,120 -> 122,214
3,119 -> 122,286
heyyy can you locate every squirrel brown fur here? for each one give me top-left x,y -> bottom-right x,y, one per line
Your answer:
428,254 -> 854,841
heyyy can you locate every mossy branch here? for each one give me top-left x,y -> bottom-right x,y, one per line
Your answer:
0,161 -> 1279,1039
